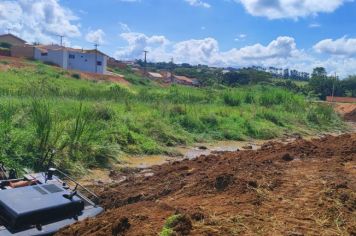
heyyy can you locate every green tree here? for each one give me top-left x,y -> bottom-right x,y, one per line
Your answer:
308,67 -> 344,100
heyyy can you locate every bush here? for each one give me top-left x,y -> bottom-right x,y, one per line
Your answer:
93,105 -> 113,121
200,114 -> 218,126
223,92 -> 242,106
307,104 -> 336,126
257,110 -> 284,126
71,73 -> 81,79
259,91 -> 284,106
170,105 -> 186,116
244,93 -> 256,104
179,115 -> 204,131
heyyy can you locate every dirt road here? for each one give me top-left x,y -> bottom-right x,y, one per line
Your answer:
58,133 -> 355,236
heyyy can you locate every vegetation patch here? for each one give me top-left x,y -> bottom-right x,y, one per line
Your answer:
0,61 -> 345,174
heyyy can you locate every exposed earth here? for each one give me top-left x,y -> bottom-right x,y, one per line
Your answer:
57,133 -> 356,236
333,102 -> 356,122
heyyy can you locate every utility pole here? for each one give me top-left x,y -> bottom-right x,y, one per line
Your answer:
57,35 -> 64,47
94,43 -> 99,74
170,57 -> 174,83
143,50 -> 148,76
331,72 -> 337,102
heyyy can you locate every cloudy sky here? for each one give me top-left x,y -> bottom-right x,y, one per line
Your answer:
1,0 -> 356,77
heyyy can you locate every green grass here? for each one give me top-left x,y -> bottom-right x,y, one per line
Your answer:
159,214 -> 184,236
0,61 -> 344,174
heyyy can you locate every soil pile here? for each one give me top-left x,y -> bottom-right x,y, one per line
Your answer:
58,134 -> 356,236
334,103 -> 356,122
345,109 -> 356,122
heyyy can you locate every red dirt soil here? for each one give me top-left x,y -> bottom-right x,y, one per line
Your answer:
57,134 -> 356,236
333,103 -> 356,122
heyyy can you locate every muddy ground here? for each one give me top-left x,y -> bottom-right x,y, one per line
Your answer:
58,133 -> 356,236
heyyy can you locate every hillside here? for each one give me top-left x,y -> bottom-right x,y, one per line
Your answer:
0,56 -> 345,174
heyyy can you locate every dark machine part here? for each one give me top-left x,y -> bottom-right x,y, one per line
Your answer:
0,168 -> 104,236
8,170 -> 16,180
0,163 -> 17,181
46,168 -> 56,181
0,184 -> 84,229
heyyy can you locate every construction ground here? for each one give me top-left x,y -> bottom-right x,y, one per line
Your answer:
57,105 -> 356,236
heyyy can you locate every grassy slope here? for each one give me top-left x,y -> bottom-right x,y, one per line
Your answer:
0,60 -> 344,173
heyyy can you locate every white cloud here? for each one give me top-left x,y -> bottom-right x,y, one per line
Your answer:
115,32 -> 356,77
119,22 -> 131,32
115,32 -> 170,60
235,34 -> 247,41
0,0 -> 80,44
115,33 -> 301,67
309,23 -> 321,28
225,36 -> 300,61
185,0 -> 211,8
313,37 -> 356,57
85,29 -> 105,44
173,38 -> 222,65
238,0 -> 349,19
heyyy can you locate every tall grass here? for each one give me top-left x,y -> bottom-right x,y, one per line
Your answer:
0,62 -> 344,174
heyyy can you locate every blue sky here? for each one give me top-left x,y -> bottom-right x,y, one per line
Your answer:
1,0 -> 356,76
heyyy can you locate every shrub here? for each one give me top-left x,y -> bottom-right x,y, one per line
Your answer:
200,114 -> 218,126
244,93 -> 256,104
307,104 -> 336,126
259,89 -> 286,106
170,105 -> 186,116
257,110 -> 284,126
159,214 -> 192,236
71,73 -> 81,79
93,105 -> 113,121
223,92 -> 242,106
179,115 -> 204,131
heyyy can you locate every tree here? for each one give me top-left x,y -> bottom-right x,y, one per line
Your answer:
308,67 -> 344,100
311,67 -> 327,78
341,76 -> 356,97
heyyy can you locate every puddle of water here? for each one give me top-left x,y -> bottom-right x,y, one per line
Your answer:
79,133 -> 350,185
119,155 -> 180,169
79,169 -> 111,185
177,140 -> 264,160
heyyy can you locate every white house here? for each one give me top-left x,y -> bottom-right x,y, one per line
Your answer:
34,45 -> 108,74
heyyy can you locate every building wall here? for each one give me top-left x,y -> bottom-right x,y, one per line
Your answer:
11,45 -> 34,58
34,48 -> 67,69
33,47 -> 107,74
0,35 -> 25,46
67,51 -> 107,74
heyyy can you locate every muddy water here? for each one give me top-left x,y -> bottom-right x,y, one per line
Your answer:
80,140 -> 264,185
121,140 -> 264,168
80,125 -> 355,185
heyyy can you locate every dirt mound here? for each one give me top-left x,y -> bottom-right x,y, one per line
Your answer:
57,134 -> 356,236
334,103 -> 356,122
345,109 -> 356,122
